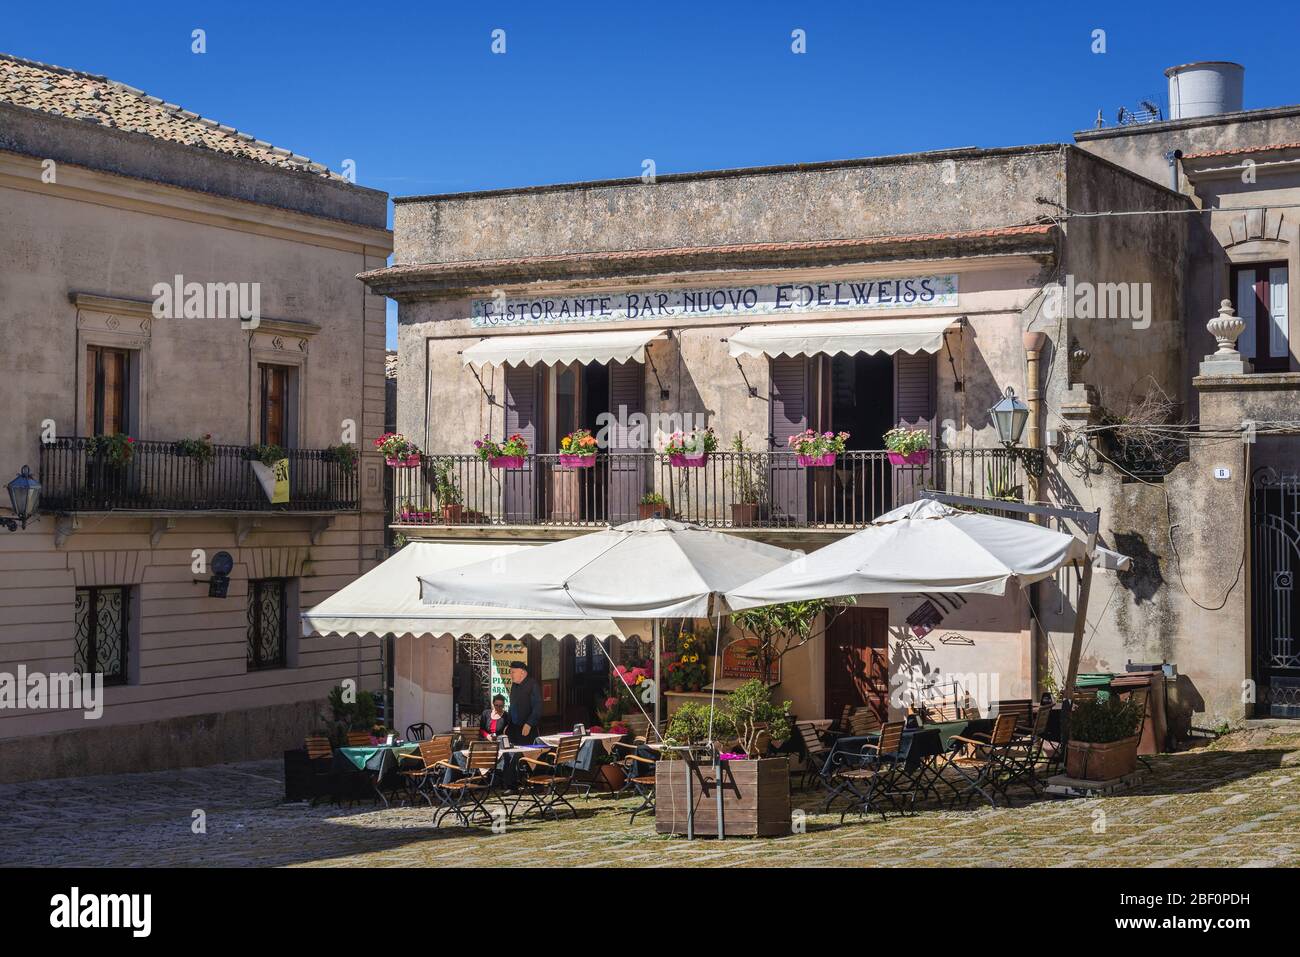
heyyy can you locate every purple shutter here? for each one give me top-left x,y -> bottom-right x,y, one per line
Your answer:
768,356 -> 808,523
503,365 -> 538,522
893,353 -> 935,506
605,360 -> 646,524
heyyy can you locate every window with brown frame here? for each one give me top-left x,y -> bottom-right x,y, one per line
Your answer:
258,364 -> 289,447
1231,263 -> 1290,371
85,346 -> 130,436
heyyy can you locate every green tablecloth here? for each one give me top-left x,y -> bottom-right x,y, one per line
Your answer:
917,718 -> 995,750
337,743 -> 419,771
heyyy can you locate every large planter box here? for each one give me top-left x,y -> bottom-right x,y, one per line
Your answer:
1065,735 -> 1139,781
655,756 -> 791,837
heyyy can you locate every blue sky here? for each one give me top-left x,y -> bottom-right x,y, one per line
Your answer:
6,0 -> 1298,346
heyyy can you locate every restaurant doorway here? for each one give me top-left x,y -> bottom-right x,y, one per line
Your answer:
824,607 -> 889,722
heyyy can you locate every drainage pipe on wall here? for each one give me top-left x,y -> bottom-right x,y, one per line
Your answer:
1022,330 -> 1048,696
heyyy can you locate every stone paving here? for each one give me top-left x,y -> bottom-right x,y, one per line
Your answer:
0,730 -> 1297,867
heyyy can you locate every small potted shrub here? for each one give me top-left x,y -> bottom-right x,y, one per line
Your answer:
431,457 -> 464,523
729,432 -> 764,526
173,433 -> 214,465
475,433 -> 528,469
1065,694 -> 1144,781
397,498 -> 433,524
883,427 -> 931,466
375,432 -> 422,468
663,427 -> 716,467
639,491 -> 671,520
787,429 -> 848,467
86,432 -> 136,467
321,443 -> 358,474
558,428 -> 598,467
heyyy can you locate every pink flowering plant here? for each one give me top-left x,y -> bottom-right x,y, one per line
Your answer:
787,429 -> 849,457
473,433 -> 528,460
662,427 -> 717,459
374,432 -> 422,460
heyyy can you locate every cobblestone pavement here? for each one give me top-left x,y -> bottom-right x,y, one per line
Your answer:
1,730 -> 1297,867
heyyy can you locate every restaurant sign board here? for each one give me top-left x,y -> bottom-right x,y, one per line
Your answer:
470,274 -> 958,328
490,638 -> 528,703
721,637 -> 780,684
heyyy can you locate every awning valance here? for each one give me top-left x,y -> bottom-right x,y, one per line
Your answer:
461,328 -> 666,369
727,316 -> 961,359
302,541 -> 633,640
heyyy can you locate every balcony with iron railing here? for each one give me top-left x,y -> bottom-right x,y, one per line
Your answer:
38,437 -> 360,513
391,448 -> 1031,531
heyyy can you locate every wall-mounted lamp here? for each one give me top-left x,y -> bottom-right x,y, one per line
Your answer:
2,466 -> 40,531
988,387 -> 1029,447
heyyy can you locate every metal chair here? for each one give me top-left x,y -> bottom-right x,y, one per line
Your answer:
513,735 -> 584,820
405,723 -> 434,742
794,721 -> 835,790
947,713 -> 1021,807
397,737 -> 457,809
436,740 -> 504,827
345,730 -> 372,747
832,721 -> 910,822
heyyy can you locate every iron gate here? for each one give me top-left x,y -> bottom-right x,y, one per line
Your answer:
1251,468 -> 1300,717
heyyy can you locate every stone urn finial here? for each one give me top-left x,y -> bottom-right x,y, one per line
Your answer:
1208,299 -> 1245,356
1068,337 -> 1091,383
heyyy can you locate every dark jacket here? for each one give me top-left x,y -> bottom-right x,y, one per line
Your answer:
508,676 -> 543,736
479,709 -> 512,739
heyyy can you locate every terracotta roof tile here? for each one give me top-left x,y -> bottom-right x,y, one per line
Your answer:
366,224 -> 1055,280
0,52 -> 342,179
1182,142 -> 1300,160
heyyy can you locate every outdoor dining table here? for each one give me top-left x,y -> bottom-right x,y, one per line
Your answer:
450,743 -> 554,789
334,742 -> 420,807
537,732 -> 624,772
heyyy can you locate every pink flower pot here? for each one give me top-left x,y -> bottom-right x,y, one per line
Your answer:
386,454 -> 421,468
558,454 -> 595,468
797,453 -> 837,467
489,455 -> 525,469
669,452 -> 708,467
887,450 -> 930,466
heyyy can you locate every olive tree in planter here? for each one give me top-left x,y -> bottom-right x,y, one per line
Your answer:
655,683 -> 794,837
1065,694 -> 1143,781
729,597 -> 850,689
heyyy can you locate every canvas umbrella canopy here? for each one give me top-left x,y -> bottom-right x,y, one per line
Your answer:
419,518 -> 800,620
726,497 -> 1128,610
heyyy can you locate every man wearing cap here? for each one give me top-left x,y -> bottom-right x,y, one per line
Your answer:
507,660 -> 542,743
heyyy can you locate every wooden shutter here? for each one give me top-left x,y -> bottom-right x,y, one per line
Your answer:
1269,266 -> 1289,360
1235,268 -> 1258,359
259,365 -> 288,446
503,365 -> 539,523
606,360 -> 646,524
768,356 -> 809,523
86,346 -> 129,436
894,353 -> 935,428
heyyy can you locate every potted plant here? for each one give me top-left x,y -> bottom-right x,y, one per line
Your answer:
321,443 -> 358,474
639,491 -> 671,520
663,426 -> 717,467
730,598 -> 850,687
86,432 -> 136,467
728,432 -> 764,526
558,428 -> 598,467
665,631 -> 708,692
431,457 -> 464,523
374,432 -> 422,468
173,434 -> 214,465
474,433 -> 528,469
397,498 -> 433,523
655,683 -> 793,837
883,427 -> 931,466
787,429 -> 849,467
1065,694 -> 1144,781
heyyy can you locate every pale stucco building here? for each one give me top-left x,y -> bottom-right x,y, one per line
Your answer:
0,54 -> 392,780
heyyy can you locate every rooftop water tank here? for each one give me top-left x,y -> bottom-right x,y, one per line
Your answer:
1166,61 -> 1244,119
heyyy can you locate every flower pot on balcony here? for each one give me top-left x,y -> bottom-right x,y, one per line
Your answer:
655,756 -> 791,837
386,454 -> 422,468
797,453 -> 837,467
441,503 -> 465,524
731,502 -> 760,527
398,510 -> 434,523
887,450 -> 930,466
668,452 -> 708,468
639,502 -> 672,520
488,456 -> 525,469
558,454 -> 596,468
1065,735 -> 1139,782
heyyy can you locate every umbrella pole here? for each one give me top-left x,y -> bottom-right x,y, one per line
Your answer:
653,619 -> 662,734
1061,509 -> 1101,765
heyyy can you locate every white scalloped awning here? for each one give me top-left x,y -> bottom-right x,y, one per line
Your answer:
727,316 -> 961,359
461,328 -> 666,368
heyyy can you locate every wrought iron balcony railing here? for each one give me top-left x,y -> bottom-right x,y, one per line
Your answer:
39,437 -> 359,513
392,448 -> 1027,530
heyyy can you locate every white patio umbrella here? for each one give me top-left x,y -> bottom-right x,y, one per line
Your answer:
419,518 -> 802,728
727,498 -> 1127,608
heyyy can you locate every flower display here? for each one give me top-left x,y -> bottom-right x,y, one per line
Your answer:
473,433 -> 529,461
786,429 -> 849,457
883,427 -> 931,455
662,427 -> 717,460
665,632 -> 708,693
559,428 -> 598,457
88,433 -> 136,466
374,432 -> 422,465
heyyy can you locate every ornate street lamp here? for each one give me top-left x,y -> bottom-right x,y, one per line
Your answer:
3,466 -> 40,531
988,387 -> 1030,448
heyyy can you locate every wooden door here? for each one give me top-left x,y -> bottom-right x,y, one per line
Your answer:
86,346 -> 130,436
503,365 -> 541,522
824,607 -> 889,722
768,355 -> 809,524
606,360 -> 646,523
258,364 -> 288,446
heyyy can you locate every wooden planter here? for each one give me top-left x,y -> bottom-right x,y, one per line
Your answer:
1065,735 -> 1139,781
655,756 -> 791,837
731,502 -> 759,527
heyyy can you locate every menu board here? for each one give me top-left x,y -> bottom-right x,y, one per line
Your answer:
490,638 -> 528,702
720,637 -> 780,684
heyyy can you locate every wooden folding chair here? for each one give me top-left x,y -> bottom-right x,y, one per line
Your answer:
831,721 -> 910,822
437,740 -> 504,827
397,737 -> 457,809
848,708 -> 882,737
617,744 -> 659,823
303,735 -> 335,805
513,736 -> 584,821
1002,705 -> 1052,796
795,721 -> 835,790
947,713 -> 1020,807
345,730 -> 372,747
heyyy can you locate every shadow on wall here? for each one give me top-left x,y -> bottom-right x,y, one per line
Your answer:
1113,530 -> 1164,604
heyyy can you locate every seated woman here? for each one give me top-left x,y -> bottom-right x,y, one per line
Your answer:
480,694 -> 512,741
